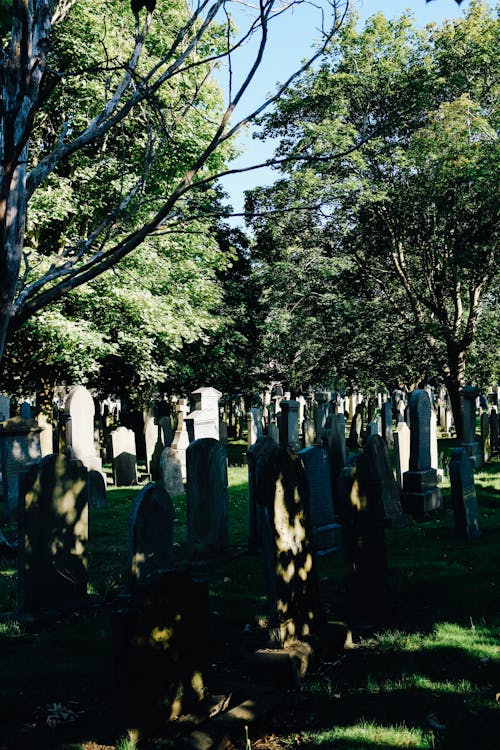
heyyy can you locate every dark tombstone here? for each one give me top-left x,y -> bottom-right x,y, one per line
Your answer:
18,455 -> 88,613
298,445 -> 342,553
144,416 -> 164,481
381,402 -> 394,448
0,416 -> 42,519
247,436 -> 275,550
0,393 -> 10,421
112,571 -> 209,731
256,444 -> 325,647
186,438 -> 229,561
111,426 -> 137,486
449,448 -> 481,541
480,411 -> 490,464
158,415 -> 174,448
88,468 -> 107,509
364,435 -> 412,527
129,483 -> 174,584
347,405 -> 363,448
337,452 -> 388,621
460,386 -> 482,469
279,400 -> 300,450
490,408 -> 499,455
20,401 -> 32,419
327,413 -> 346,505
402,390 -> 442,514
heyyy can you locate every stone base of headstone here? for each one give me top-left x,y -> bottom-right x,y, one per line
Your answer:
402,469 -> 442,514
312,522 -> 342,555
112,571 -> 209,731
461,442 -> 482,470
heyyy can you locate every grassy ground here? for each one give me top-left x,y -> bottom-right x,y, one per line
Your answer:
0,443 -> 498,750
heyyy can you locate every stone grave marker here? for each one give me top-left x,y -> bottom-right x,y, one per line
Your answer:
257,444 -> 325,647
394,421 -> 410,488
314,391 -> 330,443
159,447 -> 184,496
364,435 -> 412,527
460,386 -> 482,469
449,447 -> 481,541
302,418 -> 315,448
298,445 -> 342,553
279,399 -> 300,450
247,408 -> 264,447
402,390 -> 442,514
0,416 -> 42,519
247,436 -> 275,550
111,426 -> 137,486
489,408 -> 499,456
158,415 -> 174,449
144,416 -> 164,481
268,421 -> 279,444
185,387 -> 221,443
36,412 -> 54,457
480,411 -> 490,464
186,438 -> 228,561
64,386 -> 102,473
327,413 -> 346,505
129,482 -> 174,583
347,405 -> 363,448
381,402 -> 393,448
170,399 -> 189,480
20,401 -> 32,419
0,393 -> 10,421
18,454 -> 88,613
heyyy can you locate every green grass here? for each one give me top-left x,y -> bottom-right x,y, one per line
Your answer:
0,447 -> 499,749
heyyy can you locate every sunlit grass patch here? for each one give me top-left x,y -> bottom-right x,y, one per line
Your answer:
295,720 -> 433,748
0,620 -> 21,636
367,672 -> 477,695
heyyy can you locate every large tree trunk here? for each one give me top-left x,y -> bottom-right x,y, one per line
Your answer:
443,344 -> 467,441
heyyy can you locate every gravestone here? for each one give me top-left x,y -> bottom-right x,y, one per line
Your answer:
430,411 -> 438,470
158,415 -> 174,449
460,386 -> 482,469
170,399 -> 190,480
129,482 -> 174,583
268,421 -> 279,444
381,402 -> 393,448
247,408 -> 264,447
302,418 -> 315,448
20,401 -> 32,419
314,391 -> 330,443
18,454 -> 88,613
159,447 -> 184,496
449,448 -> 481,541
347,405 -> 363,448
257,444 -> 325,647
393,421 -> 410,488
37,412 -> 54,457
112,571 -> 208,730
364,435 -> 412,527
402,390 -> 442,514
327,413 -> 346,505
144,416 -> 164,481
0,393 -> 10,420
480,411 -> 490,464
185,387 -> 221,443
218,419 -> 229,445
111,426 -> 137,486
489,408 -> 499,456
64,386 -> 103,473
247,436 -> 275,550
0,416 -> 42,519
337,453 -> 388,620
186,439 -> 228,561
298,445 -> 342,553
87,468 -> 107,509
279,400 -> 300,450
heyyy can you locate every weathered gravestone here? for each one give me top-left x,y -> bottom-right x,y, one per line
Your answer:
327,412 -> 346,509
302,418 -> 315,448
247,408 -> 264,447
256,444 -> 325,647
279,399 -> 300,450
298,445 -> 342,553
247,436 -> 275,550
449,448 -> 481,541
393,421 -> 410,488
268,420 -> 279,444
0,416 -> 42,519
337,453 -> 388,620
364,435 -> 412,528
0,393 -> 10,420
36,412 -> 54,457
18,455 -> 88,613
64,386 -> 102,472
314,391 -> 330,444
159,446 -> 184,496
170,398 -> 189,480
185,387 -> 222,442
129,482 -> 174,583
460,386 -> 482,469
112,571 -> 209,731
381,402 -> 393,448
158,415 -> 174,449
402,390 -> 442,514
480,411 -> 491,464
490,408 -> 499,456
144,416 -> 164,481
20,401 -> 32,419
347,405 -> 364,448
111,426 -> 137,486
186,438 -> 228,561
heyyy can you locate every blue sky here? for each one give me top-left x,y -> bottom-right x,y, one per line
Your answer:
215,0 -> 491,223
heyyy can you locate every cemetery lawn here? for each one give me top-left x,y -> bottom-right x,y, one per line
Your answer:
0,455 -> 498,749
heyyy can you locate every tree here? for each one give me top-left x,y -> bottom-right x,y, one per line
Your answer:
0,0 -> 351,373
246,1 -> 499,436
